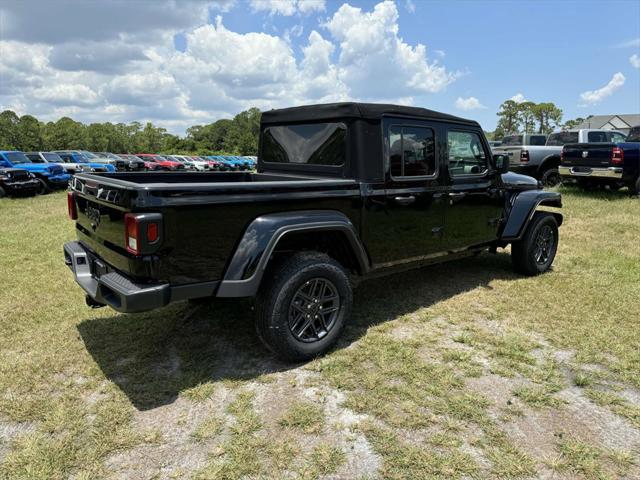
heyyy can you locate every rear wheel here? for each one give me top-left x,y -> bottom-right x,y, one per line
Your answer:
511,212 -> 559,276
540,168 -> 561,187
0,186 -> 6,198
630,176 -> 640,196
255,251 -> 352,362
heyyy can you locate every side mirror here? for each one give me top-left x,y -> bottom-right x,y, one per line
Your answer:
494,154 -> 510,174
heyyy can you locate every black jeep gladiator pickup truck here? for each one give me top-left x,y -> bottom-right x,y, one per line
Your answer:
64,103 -> 563,361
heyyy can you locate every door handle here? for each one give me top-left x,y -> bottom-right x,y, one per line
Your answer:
394,195 -> 416,206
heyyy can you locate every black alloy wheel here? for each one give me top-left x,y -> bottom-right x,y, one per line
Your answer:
288,278 -> 341,343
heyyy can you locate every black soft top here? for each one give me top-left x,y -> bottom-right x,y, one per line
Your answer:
261,102 -> 478,126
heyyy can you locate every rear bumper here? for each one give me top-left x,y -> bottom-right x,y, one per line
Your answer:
559,166 -> 623,180
64,241 -> 218,313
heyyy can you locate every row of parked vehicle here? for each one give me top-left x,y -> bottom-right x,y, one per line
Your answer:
490,125 -> 640,194
0,150 -> 258,197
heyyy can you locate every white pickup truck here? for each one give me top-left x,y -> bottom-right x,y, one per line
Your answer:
494,129 -> 626,186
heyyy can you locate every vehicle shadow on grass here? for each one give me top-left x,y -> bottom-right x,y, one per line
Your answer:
78,252 -> 517,411
558,183 -> 635,200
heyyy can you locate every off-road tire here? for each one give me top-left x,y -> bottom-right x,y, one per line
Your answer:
36,178 -> 50,195
0,185 -> 6,198
255,251 -> 352,362
511,212 -> 559,276
540,168 -> 561,187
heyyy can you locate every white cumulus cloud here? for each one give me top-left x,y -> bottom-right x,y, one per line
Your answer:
250,0 -> 325,16
510,93 -> 526,103
324,0 -> 457,100
454,96 -> 485,111
32,83 -> 100,106
630,54 -> 640,69
579,72 -> 626,105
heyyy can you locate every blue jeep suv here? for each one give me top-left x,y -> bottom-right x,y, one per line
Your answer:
0,150 -> 71,193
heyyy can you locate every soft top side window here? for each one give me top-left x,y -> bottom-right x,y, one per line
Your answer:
447,131 -> 488,177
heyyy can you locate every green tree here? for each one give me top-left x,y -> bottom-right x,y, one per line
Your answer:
0,110 -> 20,150
42,117 -> 85,150
17,114 -> 43,151
518,101 -> 537,133
495,100 -> 521,138
225,108 -> 261,155
533,103 -> 563,134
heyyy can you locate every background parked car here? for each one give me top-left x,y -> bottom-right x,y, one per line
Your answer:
0,167 -> 41,197
496,129 -> 626,187
0,151 -> 70,193
81,151 -> 123,170
54,151 -> 116,173
94,152 -> 137,171
136,154 -> 184,170
26,151 -> 81,175
560,125 -> 639,194
116,154 -> 147,171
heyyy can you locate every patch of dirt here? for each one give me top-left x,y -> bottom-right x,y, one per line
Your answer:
106,388 -> 234,479
0,420 -> 36,463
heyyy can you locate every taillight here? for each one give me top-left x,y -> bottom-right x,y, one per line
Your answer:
520,150 -> 530,163
67,191 -> 77,220
560,147 -> 564,162
124,213 -> 162,255
611,147 -> 624,165
124,213 -> 139,254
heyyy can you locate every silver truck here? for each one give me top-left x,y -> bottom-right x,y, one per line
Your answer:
494,129 -> 626,186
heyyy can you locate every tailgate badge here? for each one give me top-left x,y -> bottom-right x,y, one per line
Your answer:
86,205 -> 101,230
582,151 -> 589,158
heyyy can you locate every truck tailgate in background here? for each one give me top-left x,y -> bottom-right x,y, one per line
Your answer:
562,143 -> 615,168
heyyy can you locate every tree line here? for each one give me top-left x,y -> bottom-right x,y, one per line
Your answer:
0,107 -> 261,155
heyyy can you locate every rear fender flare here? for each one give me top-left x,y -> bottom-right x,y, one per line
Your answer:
501,190 -> 563,241
217,210 -> 369,297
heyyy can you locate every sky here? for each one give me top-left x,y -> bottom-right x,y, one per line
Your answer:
0,0 -> 639,135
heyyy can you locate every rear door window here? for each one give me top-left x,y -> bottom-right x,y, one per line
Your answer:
587,131 -> 608,143
530,135 -> 547,145
389,125 -> 436,178
546,132 -> 579,146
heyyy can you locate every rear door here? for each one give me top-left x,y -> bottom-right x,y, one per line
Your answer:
365,117 -> 447,268
443,128 -> 503,249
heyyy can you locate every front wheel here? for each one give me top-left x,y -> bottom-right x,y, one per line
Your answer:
36,178 -> 50,195
255,252 -> 352,362
511,212 -> 559,276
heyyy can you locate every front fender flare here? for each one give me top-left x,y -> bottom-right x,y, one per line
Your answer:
217,210 -> 369,298
501,190 -> 563,241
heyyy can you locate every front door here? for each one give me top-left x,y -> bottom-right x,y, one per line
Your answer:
364,118 -> 447,269
443,129 -> 503,250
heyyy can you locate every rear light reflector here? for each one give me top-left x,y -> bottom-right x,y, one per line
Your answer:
520,150 -> 530,163
147,223 -> 158,243
67,191 -> 78,220
611,147 -> 624,165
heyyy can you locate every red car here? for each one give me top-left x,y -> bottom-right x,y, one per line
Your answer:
135,154 -> 184,171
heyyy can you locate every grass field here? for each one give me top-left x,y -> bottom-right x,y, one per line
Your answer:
0,188 -> 638,479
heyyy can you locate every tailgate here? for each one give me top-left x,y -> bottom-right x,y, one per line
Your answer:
70,175 -> 148,278
562,143 -> 614,168
494,146 -> 523,165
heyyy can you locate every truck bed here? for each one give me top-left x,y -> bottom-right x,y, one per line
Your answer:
69,171 -> 361,286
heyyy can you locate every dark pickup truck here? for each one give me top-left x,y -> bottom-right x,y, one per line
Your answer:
560,126 -> 640,194
64,103 -> 563,361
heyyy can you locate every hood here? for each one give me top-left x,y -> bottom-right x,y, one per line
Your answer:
501,171 -> 540,191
